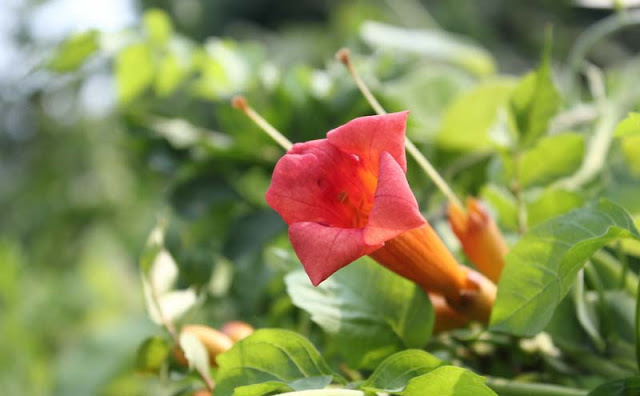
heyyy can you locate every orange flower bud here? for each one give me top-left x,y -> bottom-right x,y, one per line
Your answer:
172,346 -> 189,367
448,198 -> 508,283
181,325 -> 233,366
429,293 -> 470,333
221,321 -> 254,342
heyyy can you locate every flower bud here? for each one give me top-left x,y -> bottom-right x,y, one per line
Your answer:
181,324 -> 233,366
221,321 -> 254,342
448,198 -> 508,283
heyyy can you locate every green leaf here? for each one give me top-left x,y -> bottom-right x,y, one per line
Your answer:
509,41 -> 561,147
520,133 -> 585,188
135,336 -> 170,373
274,391 -> 366,396
636,278 -> 640,371
403,366 -> 497,396
47,30 -> 99,72
116,43 -> 155,104
361,349 -> 444,393
232,382 -> 292,396
154,53 -> 186,97
143,8 -> 173,45
527,188 -> 585,227
480,184 -> 519,231
285,258 -> 434,369
621,134 -> 640,176
437,79 -> 516,151
614,112 -> 640,137
360,21 -> 496,76
215,329 -> 341,396
587,376 -> 640,396
491,199 -> 640,336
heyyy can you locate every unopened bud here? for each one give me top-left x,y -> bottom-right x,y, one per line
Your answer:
221,320 -> 254,342
181,324 -> 233,366
448,198 -> 508,283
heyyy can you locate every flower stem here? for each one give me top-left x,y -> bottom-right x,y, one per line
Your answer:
231,96 -> 293,151
336,48 -> 463,209
486,378 -> 588,396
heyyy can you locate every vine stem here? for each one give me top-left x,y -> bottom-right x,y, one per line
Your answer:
147,280 -> 215,392
336,48 -> 464,209
232,96 -> 293,151
486,377 -> 588,396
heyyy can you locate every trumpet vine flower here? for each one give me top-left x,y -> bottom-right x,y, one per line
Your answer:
266,112 -> 495,322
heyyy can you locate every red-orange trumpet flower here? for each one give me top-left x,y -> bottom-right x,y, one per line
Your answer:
266,112 -> 495,322
448,198 -> 508,283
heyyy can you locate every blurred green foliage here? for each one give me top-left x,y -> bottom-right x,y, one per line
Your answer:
2,0 -> 640,395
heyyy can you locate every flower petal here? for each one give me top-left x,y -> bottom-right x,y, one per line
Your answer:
364,152 -> 425,245
327,111 -> 408,173
266,140 -> 361,227
289,222 -> 382,286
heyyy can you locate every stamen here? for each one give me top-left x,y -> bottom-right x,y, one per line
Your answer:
336,48 -> 464,210
337,191 -> 348,203
231,95 -> 293,151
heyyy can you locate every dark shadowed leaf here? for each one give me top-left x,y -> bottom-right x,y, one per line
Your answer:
587,376 -> 640,396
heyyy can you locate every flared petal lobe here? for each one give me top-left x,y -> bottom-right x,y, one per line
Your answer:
364,152 -> 425,245
448,198 -> 508,283
327,111 -> 408,173
289,223 -> 382,286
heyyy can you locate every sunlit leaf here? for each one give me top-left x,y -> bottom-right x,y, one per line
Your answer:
361,21 -> 496,76
519,133 -> 584,188
403,366 -> 497,396
480,184 -> 519,231
437,79 -> 516,151
621,134 -> 640,176
285,258 -> 433,369
143,8 -> 173,45
491,200 -> 640,336
527,188 -> 585,226
215,329 -> 341,396
136,336 -> 170,373
510,41 -> 561,147
48,30 -> 99,72
614,112 -> 640,137
116,43 -> 154,104
361,349 -> 444,393
154,53 -> 187,96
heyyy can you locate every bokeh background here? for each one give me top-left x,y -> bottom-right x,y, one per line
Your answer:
2,0 -> 640,395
